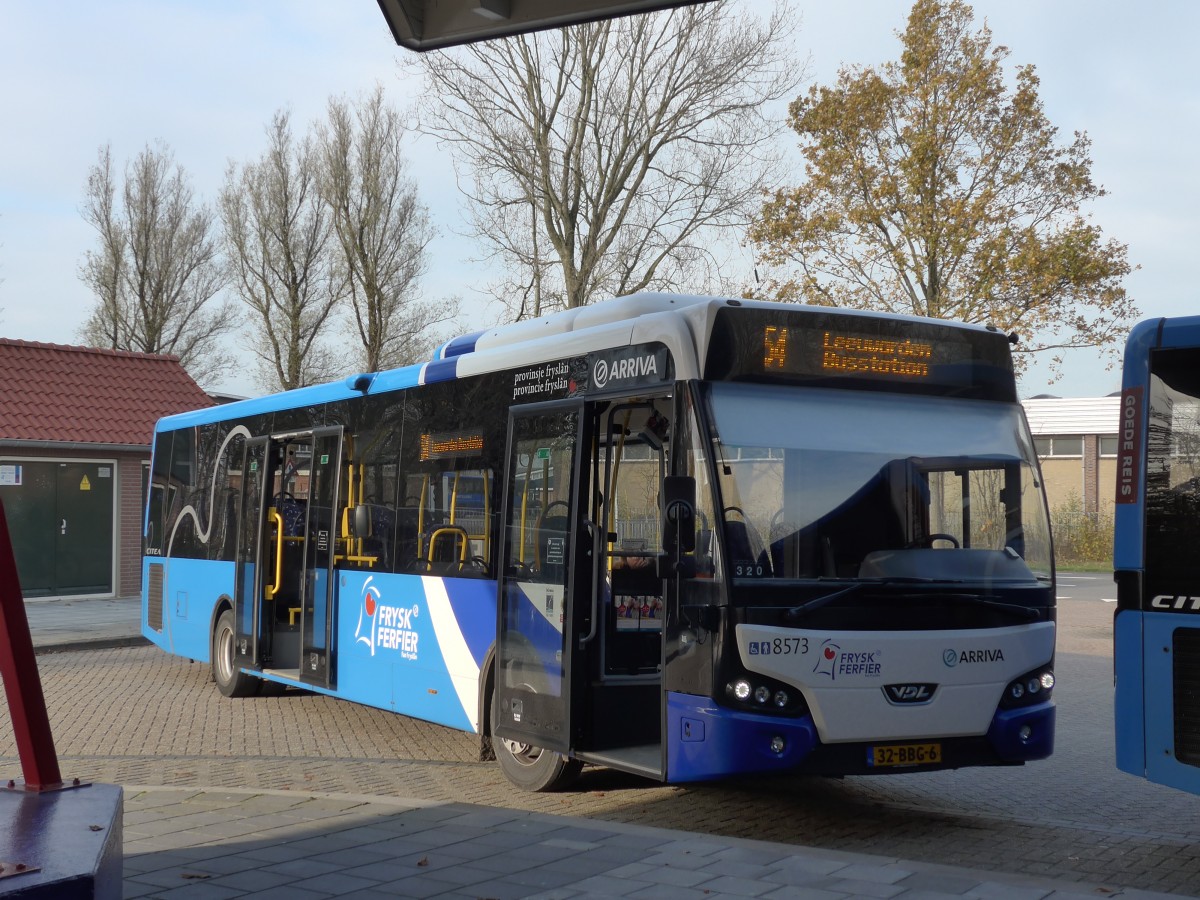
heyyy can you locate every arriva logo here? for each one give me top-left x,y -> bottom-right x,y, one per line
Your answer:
593,354 -> 658,389
943,647 -> 1004,667
354,576 -> 420,660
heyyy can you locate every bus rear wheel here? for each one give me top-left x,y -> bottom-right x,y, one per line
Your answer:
494,733 -> 582,792
212,609 -> 258,698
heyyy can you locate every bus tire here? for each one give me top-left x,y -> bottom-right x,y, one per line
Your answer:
212,609 -> 258,698
494,729 -> 582,792
491,689 -> 582,792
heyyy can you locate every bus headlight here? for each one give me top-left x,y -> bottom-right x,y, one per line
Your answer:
1001,666 -> 1054,709
724,677 -> 806,717
729,680 -> 752,701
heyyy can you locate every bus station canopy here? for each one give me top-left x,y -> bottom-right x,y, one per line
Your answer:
377,0 -> 714,51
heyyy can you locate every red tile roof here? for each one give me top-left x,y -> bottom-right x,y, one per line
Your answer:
0,339 -> 214,446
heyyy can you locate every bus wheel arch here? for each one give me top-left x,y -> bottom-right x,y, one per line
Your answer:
477,644 -> 497,762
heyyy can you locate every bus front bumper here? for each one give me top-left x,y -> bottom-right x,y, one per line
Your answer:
665,691 -> 1055,782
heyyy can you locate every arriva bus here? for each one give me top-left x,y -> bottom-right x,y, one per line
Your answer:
142,293 -> 1056,791
1114,315 -> 1200,794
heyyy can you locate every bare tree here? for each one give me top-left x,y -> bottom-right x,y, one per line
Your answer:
79,143 -> 235,384
410,4 -> 803,319
222,111 -> 344,392
317,86 -> 454,372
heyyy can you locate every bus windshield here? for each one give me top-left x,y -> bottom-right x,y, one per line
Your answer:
705,383 -> 1052,588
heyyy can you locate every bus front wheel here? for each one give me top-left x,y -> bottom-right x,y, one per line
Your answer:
494,733 -> 582,792
491,691 -> 582,791
212,609 -> 258,698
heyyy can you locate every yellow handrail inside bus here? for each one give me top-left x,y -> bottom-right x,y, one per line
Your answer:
518,452 -> 535,565
428,525 -> 470,566
264,508 -> 284,600
447,470 -> 491,562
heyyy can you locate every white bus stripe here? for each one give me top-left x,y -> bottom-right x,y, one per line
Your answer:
422,577 -> 482,733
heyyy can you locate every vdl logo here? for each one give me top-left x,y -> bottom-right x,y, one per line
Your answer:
883,683 -> 937,705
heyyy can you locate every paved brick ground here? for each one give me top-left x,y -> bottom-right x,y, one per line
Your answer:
7,585 -> 1200,897
119,786 -> 1186,900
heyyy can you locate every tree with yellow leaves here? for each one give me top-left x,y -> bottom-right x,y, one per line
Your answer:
749,0 -> 1137,379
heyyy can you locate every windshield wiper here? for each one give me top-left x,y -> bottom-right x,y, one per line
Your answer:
785,581 -> 868,619
786,578 -> 1041,621
786,576 -> 939,619
931,592 -> 1041,621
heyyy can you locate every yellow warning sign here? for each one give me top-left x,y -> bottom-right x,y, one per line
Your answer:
80,475 -> 92,491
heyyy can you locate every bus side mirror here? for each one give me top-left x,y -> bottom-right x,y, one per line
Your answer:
661,475 -> 696,578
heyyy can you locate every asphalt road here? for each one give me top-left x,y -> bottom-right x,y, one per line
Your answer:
5,575 -> 1200,896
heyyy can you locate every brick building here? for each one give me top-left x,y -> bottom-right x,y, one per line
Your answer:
1022,395 -> 1121,518
0,340 -> 212,599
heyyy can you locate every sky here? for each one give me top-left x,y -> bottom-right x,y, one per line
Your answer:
1,0 -> 1197,400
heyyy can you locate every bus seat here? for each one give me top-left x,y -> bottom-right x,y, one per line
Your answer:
723,519 -> 757,570
362,504 -> 396,570
278,497 -> 307,537
429,525 -> 470,573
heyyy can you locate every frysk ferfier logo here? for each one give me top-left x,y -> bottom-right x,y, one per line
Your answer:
354,576 -> 420,660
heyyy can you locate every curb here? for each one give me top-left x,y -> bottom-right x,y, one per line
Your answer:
34,635 -> 150,655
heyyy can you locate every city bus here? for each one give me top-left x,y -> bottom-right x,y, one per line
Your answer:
142,293 -> 1057,791
1114,315 -> 1200,794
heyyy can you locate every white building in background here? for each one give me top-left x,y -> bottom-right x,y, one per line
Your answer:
1021,395 -> 1121,518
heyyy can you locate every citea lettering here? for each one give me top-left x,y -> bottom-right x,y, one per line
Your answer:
1151,595 -> 1200,612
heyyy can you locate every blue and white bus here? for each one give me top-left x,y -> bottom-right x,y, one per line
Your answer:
1114,315 -> 1200,793
142,293 -> 1056,790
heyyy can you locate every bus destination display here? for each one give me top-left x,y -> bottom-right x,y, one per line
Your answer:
764,326 -> 933,380
706,305 -> 1015,401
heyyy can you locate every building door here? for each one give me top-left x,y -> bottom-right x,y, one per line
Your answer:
0,459 -> 114,597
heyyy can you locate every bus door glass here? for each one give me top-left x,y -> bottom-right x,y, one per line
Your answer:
496,403 -> 582,753
235,429 -> 338,676
596,400 -> 669,679
301,427 -> 343,687
234,437 -> 270,669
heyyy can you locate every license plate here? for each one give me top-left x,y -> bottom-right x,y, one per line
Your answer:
867,742 -> 942,768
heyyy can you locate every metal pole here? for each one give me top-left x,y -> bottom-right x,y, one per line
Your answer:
0,497 -> 63,790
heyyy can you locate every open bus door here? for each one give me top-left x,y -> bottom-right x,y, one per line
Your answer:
234,437 -> 270,672
231,427 -> 342,688
494,395 -> 675,790
495,401 -> 587,789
